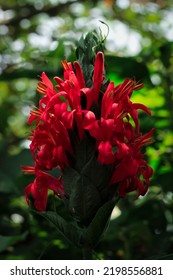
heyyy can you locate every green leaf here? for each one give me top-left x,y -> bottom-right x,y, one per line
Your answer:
36,211 -> 82,247
63,166 -> 102,225
62,167 -> 80,196
68,173 -> 102,225
63,136 -> 117,225
84,197 -> 119,248
81,154 -> 112,194
74,136 -> 95,173
73,135 -> 117,201
76,31 -> 105,87
62,136 -> 104,225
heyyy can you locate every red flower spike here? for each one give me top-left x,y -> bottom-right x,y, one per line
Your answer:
23,50 -> 154,211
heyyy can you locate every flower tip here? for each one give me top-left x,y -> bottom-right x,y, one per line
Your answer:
96,51 -> 104,60
41,72 -> 46,78
21,166 -> 35,174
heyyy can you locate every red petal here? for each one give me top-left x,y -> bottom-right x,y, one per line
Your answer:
74,61 -> 86,88
93,52 -> 104,103
82,110 -> 96,127
101,82 -> 115,118
133,103 -> 151,115
98,141 -> 115,164
41,72 -> 53,89
21,166 -> 35,174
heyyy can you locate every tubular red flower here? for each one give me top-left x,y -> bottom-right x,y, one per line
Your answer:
73,61 -> 86,88
92,51 -> 104,104
37,72 -> 55,97
24,171 -> 64,211
101,82 -> 115,118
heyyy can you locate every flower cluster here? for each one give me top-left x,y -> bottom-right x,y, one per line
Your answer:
22,51 -> 154,211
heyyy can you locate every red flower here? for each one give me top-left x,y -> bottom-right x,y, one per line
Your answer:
23,169 -> 64,211
108,129 -> 154,197
28,72 -> 57,125
23,50 -> 154,211
82,52 -> 105,110
91,51 -> 104,105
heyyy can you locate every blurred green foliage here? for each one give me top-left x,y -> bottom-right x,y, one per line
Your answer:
0,0 -> 173,260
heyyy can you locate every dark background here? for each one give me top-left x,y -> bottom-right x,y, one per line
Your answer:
0,0 -> 173,259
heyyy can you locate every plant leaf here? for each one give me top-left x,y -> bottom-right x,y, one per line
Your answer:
84,197 -> 119,248
68,173 -> 102,225
36,211 -> 82,247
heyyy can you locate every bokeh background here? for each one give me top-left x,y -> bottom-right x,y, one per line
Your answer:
0,0 -> 173,260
